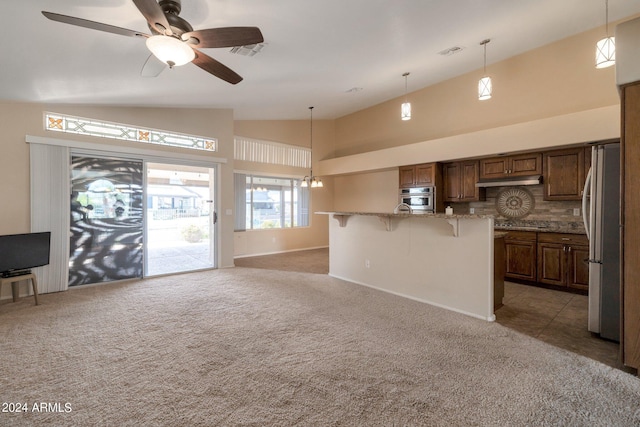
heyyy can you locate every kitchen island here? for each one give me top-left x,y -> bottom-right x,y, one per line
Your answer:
318,212 -> 498,321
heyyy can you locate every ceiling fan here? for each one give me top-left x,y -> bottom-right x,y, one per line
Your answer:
42,0 -> 264,84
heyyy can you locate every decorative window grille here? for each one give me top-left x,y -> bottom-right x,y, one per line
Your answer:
234,136 -> 310,168
44,113 -> 217,152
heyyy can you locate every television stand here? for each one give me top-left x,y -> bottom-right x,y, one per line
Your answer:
1,269 -> 32,278
0,273 -> 39,306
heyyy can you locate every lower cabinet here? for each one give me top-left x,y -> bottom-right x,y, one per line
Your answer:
504,231 -> 537,281
504,231 -> 589,292
537,233 -> 589,291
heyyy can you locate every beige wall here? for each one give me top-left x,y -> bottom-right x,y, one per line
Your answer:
328,22 -> 630,213
0,103 -> 237,268
232,119 -> 335,256
333,25 -> 620,157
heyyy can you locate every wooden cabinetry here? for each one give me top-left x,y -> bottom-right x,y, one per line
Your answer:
399,163 -> 438,188
621,81 -> 640,371
543,148 -> 586,200
443,161 -> 485,202
480,153 -> 542,180
504,231 -> 537,281
537,233 -> 589,291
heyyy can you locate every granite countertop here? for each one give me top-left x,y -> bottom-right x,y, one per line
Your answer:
316,211 -> 494,220
494,219 -> 586,235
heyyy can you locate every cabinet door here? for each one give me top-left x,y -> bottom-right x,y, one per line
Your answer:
544,148 -> 585,200
460,161 -> 483,201
415,163 -> 435,186
443,163 -> 460,201
509,153 -> 542,177
537,242 -> 566,286
568,244 -> 589,291
399,166 -> 416,188
479,157 -> 509,180
505,240 -> 537,281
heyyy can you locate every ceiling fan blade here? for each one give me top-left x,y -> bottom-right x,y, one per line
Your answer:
42,11 -> 147,38
191,49 -> 242,84
141,54 -> 166,77
183,27 -> 264,48
132,0 -> 173,35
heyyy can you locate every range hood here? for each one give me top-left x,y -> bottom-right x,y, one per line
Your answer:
475,175 -> 542,188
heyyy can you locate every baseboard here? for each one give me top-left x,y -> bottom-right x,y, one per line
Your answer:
233,246 -> 328,259
328,273 -> 496,322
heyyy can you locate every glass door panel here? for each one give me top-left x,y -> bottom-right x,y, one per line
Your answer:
69,156 -> 144,286
146,163 -> 215,276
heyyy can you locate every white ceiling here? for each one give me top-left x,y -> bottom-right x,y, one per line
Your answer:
2,0 -> 640,120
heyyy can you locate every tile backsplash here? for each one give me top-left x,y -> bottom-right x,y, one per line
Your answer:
447,185 -> 582,222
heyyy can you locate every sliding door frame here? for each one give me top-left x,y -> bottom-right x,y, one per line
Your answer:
27,135 -> 226,287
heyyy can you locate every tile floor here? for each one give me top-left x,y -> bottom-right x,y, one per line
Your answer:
495,281 -> 634,373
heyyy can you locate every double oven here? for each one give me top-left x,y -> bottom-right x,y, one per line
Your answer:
398,187 -> 435,212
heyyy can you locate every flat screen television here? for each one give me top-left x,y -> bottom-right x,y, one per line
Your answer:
0,232 -> 51,278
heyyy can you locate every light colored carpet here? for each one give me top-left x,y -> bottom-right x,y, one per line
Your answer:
1,267 -> 639,426
234,248 -> 329,274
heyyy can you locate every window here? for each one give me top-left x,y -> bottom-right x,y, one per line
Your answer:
235,174 -> 309,230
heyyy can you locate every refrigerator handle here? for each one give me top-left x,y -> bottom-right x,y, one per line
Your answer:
582,167 -> 592,240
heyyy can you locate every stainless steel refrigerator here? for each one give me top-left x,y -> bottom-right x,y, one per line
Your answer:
582,143 -> 620,342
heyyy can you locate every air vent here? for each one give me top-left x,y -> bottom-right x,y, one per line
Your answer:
230,43 -> 265,57
438,46 -> 464,56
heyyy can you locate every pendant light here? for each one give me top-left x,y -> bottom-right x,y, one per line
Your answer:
301,107 -> 323,188
401,72 -> 411,121
478,39 -> 492,100
595,0 -> 615,69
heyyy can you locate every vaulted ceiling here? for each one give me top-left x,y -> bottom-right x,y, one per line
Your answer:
2,0 -> 639,120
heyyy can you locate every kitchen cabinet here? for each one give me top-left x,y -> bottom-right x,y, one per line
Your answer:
479,153 -> 542,180
443,161 -> 485,202
399,163 -> 439,188
537,233 -> 589,291
504,231 -> 537,281
621,80 -> 640,371
543,148 -> 586,200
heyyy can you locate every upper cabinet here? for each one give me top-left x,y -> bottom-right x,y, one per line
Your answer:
543,148 -> 586,200
479,153 -> 542,180
443,160 -> 485,202
399,163 -> 438,188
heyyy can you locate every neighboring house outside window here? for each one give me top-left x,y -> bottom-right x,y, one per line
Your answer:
234,174 -> 309,231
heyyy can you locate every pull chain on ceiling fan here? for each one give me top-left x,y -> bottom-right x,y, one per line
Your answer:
41,0 -> 264,84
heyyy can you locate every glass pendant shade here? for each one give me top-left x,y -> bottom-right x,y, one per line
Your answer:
401,102 -> 411,121
478,76 -> 492,100
146,35 -> 195,67
301,179 -> 308,188
595,36 -> 616,68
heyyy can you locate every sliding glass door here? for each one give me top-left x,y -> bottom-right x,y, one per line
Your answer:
145,163 -> 216,276
69,156 -> 144,286
69,156 -> 216,285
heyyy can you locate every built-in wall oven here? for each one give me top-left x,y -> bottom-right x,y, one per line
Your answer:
399,187 -> 435,212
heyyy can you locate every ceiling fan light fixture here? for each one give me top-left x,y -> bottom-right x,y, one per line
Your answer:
146,35 -> 195,67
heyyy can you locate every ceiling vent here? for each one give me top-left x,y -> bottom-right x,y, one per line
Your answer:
230,43 -> 265,57
438,46 -> 464,56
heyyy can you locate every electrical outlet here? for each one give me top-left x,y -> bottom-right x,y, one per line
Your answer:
365,259 -> 370,268
573,208 -> 580,216
469,208 -> 475,214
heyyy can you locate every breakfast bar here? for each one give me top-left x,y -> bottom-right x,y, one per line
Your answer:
318,211 -> 498,321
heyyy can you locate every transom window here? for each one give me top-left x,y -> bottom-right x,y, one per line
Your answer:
45,112 -> 217,152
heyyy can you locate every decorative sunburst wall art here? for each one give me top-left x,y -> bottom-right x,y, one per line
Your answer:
496,187 -> 535,218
